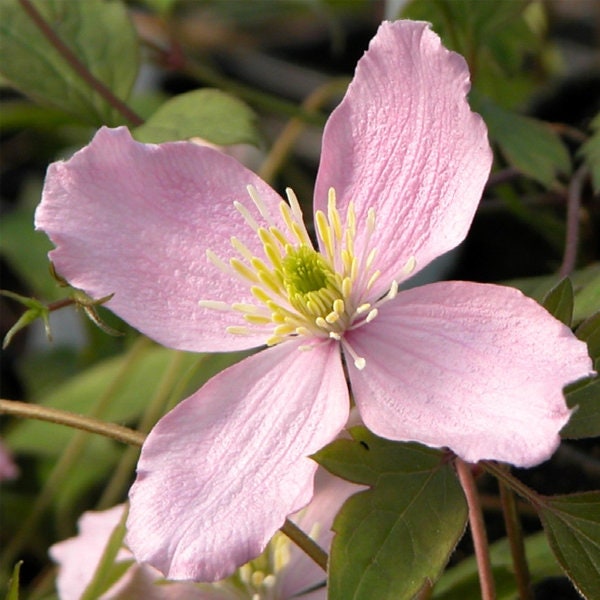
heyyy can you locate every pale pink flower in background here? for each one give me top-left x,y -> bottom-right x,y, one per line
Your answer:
49,471 -> 358,599
0,439 -> 19,482
36,20 -> 593,581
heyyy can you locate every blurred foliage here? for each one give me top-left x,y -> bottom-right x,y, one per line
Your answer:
0,0 -> 598,599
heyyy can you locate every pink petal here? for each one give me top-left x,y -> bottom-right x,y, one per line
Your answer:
281,469 -> 362,599
35,127 -> 285,352
346,281 -> 593,467
315,21 -> 492,295
0,439 -> 19,482
49,505 -> 139,600
127,340 -> 349,582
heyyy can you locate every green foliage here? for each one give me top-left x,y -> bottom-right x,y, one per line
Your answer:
0,0 -> 139,125
6,561 -> 22,600
563,379 -> 600,439
505,263 -> 600,325
542,278 -> 574,327
134,89 -> 260,146
433,532 -> 562,599
314,427 -> 467,600
0,190 -> 61,301
402,0 -> 548,107
539,492 -> 600,600
0,291 -> 51,349
472,93 -> 571,188
580,112 -> 600,193
7,346 -> 244,457
576,312 -> 600,369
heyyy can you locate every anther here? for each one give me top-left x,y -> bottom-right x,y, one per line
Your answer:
366,308 -> 378,323
342,338 -> 367,370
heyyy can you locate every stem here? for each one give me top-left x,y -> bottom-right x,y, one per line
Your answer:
455,458 -> 496,600
481,461 -> 542,508
499,475 -> 533,600
18,0 -> 143,126
258,77 -> 349,183
0,337 -> 150,573
485,167 -> 522,189
280,518 -> 328,571
559,164 -> 589,278
0,399 -> 145,447
141,36 -> 326,127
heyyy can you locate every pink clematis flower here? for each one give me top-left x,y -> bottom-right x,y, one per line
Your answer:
0,439 -> 19,482
36,20 -> 592,582
49,471 -> 358,599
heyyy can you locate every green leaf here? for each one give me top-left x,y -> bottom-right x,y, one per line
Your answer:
140,0 -> 178,15
579,112 -> 600,193
576,311 -> 600,367
1,290 -> 52,348
314,427 -> 467,600
0,0 -> 139,125
433,532 -> 562,599
134,89 -> 260,146
562,378 -> 600,439
538,492 -> 600,599
504,263 -> 600,325
542,278 -> 574,326
471,93 -> 571,187
0,190 -> 62,301
6,561 -> 22,600
402,0 -> 545,108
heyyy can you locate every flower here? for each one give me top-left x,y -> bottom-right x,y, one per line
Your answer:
36,20 -> 593,582
0,439 -> 19,482
49,471 -> 358,599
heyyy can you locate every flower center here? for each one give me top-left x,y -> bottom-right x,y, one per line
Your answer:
209,531 -> 293,600
282,245 -> 333,295
199,186 -> 415,369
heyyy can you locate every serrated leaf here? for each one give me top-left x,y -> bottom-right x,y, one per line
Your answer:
562,378 -> 600,439
134,89 -> 260,146
579,112 -> 600,193
542,278 -> 574,326
472,93 -> 571,187
0,0 -> 139,125
315,428 -> 467,600
538,492 -> 600,600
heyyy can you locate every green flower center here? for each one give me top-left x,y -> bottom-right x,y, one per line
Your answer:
282,245 -> 333,295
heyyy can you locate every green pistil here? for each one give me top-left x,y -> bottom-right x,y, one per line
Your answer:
281,245 -> 334,295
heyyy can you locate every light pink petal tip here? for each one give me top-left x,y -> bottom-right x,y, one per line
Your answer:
35,127 -> 284,353
316,20 -> 492,294
0,439 -> 19,482
127,342 -> 349,582
49,505 -> 133,600
347,282 -> 594,467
